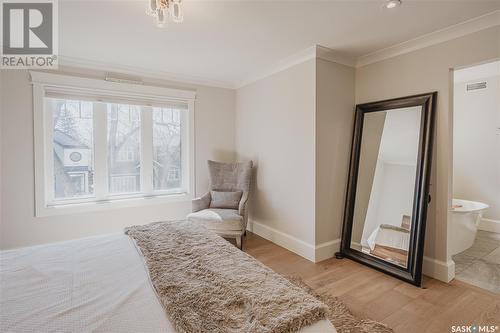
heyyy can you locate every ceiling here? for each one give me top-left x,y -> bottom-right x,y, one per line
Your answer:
59,0 -> 500,88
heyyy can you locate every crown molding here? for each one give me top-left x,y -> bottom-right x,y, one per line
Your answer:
58,45 -> 351,92
357,10 -> 500,68
56,10 -> 500,90
58,55 -> 236,90
235,45 -> 317,89
316,45 -> 356,68
234,10 -> 500,88
236,45 -> 356,89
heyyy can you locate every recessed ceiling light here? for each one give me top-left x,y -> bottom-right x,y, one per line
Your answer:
385,0 -> 402,9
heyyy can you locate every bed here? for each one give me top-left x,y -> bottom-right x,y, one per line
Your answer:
0,232 -> 336,333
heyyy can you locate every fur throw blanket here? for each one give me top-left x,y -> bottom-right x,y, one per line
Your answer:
125,220 -> 327,333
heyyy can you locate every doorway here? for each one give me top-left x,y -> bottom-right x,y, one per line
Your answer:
450,60 -> 500,294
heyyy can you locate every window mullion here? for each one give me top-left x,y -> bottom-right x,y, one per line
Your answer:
44,98 -> 55,204
141,107 -> 153,194
184,100 -> 195,195
93,102 -> 108,200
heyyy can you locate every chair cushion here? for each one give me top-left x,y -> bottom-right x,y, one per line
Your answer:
187,209 -> 243,232
209,191 -> 242,209
208,160 -> 253,193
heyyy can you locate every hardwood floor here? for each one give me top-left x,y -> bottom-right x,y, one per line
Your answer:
242,232 -> 500,333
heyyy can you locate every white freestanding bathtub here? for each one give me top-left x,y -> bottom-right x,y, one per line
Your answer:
450,199 -> 489,256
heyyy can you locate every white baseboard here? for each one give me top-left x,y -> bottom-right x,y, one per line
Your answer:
248,221 -> 454,282
478,218 -> 500,233
423,256 -> 455,282
247,220 -> 340,263
248,221 -> 316,261
315,239 -> 341,262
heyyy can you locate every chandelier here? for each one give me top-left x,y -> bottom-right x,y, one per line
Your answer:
146,0 -> 184,28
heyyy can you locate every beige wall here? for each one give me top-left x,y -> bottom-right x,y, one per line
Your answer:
0,68 -> 236,249
356,26 -> 500,264
235,57 -> 355,253
235,59 -> 317,245
315,59 -> 355,245
0,71 -> 3,241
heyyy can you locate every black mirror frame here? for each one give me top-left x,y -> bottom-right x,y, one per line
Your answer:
337,92 -> 437,287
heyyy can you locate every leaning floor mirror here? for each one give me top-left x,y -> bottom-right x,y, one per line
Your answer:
337,93 -> 437,287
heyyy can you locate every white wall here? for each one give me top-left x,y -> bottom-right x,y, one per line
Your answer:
361,163 -> 416,247
235,57 -> 355,260
374,164 -> 416,225
0,68 -> 236,249
235,59 -> 317,246
356,25 -> 500,281
453,73 -> 500,221
315,58 -> 355,246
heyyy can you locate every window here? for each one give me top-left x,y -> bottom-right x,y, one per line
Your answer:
51,98 -> 94,199
107,104 -> 141,193
110,175 -> 138,193
32,72 -> 195,216
153,107 -> 181,191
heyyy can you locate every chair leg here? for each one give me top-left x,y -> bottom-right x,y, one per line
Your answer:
236,236 -> 242,250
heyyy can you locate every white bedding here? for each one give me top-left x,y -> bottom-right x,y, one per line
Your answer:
0,233 -> 336,333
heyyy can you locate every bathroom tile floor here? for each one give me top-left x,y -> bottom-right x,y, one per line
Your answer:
452,230 -> 500,294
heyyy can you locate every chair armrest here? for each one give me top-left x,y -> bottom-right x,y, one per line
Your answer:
192,192 -> 211,212
238,192 -> 250,217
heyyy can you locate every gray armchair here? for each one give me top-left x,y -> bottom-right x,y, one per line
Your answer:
187,160 -> 253,249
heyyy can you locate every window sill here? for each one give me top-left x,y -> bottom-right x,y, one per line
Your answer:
36,192 -> 192,217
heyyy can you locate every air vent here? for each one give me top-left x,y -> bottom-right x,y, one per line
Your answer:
105,72 -> 144,85
466,82 -> 487,91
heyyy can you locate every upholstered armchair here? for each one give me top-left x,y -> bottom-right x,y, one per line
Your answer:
187,160 -> 253,249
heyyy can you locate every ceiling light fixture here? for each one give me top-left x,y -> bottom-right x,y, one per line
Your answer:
385,0 -> 402,9
146,0 -> 184,28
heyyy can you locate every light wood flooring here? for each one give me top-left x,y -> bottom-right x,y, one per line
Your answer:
242,232 -> 500,333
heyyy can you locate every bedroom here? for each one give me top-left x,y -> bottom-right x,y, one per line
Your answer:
1,0 -> 499,332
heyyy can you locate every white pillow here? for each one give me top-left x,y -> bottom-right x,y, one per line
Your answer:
209,191 -> 243,209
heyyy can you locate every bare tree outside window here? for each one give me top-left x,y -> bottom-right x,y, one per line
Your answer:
49,98 -> 186,202
153,107 -> 181,190
107,104 -> 141,193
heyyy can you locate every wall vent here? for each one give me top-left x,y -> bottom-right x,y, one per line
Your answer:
105,72 -> 144,85
466,82 -> 487,91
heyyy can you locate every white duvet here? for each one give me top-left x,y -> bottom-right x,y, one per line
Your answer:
0,233 -> 335,333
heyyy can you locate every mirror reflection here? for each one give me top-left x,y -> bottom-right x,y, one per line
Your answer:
350,106 -> 422,268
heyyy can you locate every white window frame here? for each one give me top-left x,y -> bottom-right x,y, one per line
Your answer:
31,71 -> 196,217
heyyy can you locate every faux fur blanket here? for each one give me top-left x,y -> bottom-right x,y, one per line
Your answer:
125,220 -> 327,333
